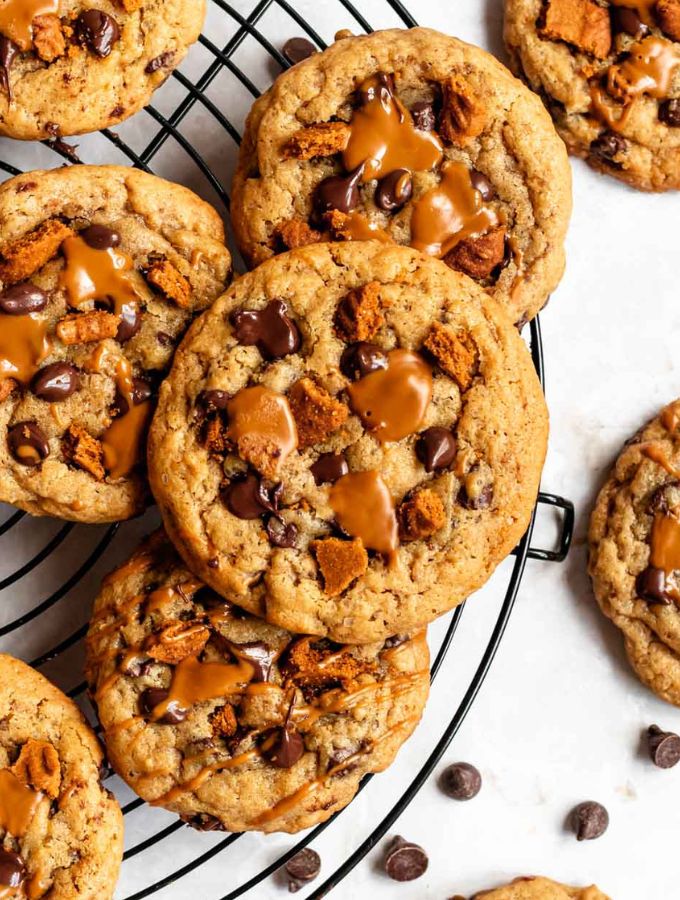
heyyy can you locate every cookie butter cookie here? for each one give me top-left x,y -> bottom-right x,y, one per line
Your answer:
0,165 -> 231,523
147,242 -> 548,643
0,653 -> 123,899
588,399 -> 680,705
86,531 -> 429,833
0,0 -> 205,140
471,876 -> 610,900
231,27 -> 572,326
505,0 -> 680,190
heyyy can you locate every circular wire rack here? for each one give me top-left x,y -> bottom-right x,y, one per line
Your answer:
0,0 -> 575,896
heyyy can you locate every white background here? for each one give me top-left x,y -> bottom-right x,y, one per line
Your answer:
0,0 -> 678,898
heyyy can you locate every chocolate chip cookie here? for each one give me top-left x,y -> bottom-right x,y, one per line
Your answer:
230,27 -> 572,326
0,653 -> 123,899
147,242 -> 548,644
0,164 -> 231,523
0,0 -> 205,140
588,398 -> 680,705
505,0 -> 680,190
471,877 -> 610,900
85,530 -> 430,833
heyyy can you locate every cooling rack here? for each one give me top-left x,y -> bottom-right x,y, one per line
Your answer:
0,0 -> 575,896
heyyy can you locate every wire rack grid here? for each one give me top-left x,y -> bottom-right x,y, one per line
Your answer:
0,0 -> 575,896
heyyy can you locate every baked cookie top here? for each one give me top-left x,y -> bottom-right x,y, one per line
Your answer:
0,164 -> 231,523
473,876 -> 610,900
504,0 -> 680,191
148,242 -> 548,644
0,653 -> 123,900
230,27 -> 572,326
0,0 -> 205,140
85,530 -> 430,834
589,398 -> 680,706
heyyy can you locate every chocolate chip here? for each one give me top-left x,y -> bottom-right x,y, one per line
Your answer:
282,37 -> 317,66
31,362 -> 81,402
375,168 -> 413,211
384,836 -> 428,882
358,72 -> 394,105
327,744 -> 359,771
0,849 -> 25,888
231,298 -> 301,360
590,131 -> 627,167
612,7 -> 649,37
7,422 -> 49,467
115,378 -> 153,416
230,641 -> 277,682
470,169 -> 496,201
266,515 -> 298,548
198,389 -> 230,415
340,342 -> 388,380
659,98 -> 680,127
265,725 -> 304,768
0,36 -> 18,100
145,51 -> 175,74
410,100 -> 436,131
75,10 -> 120,58
0,283 -> 48,315
635,566 -> 670,605
116,302 -> 141,343
285,848 -> 321,892
120,656 -> 152,678
81,224 -> 121,250
157,331 -> 173,347
382,634 -> 408,649
223,473 -> 281,520
139,688 -> 187,724
647,724 -> 680,768
416,427 -> 457,472
439,762 -> 481,800
570,801 -> 609,841
314,165 -> 364,216
310,451 -> 349,485
459,482 -> 493,510
207,557 -> 219,569
180,813 -> 226,832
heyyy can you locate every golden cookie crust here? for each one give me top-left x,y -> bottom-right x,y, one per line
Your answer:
473,875 -> 610,900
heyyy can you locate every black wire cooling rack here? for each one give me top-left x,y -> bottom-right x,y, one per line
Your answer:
0,0 -> 575,896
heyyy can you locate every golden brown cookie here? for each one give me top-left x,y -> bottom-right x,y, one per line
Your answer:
472,876 -> 610,900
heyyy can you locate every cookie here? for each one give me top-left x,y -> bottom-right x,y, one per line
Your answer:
0,164 -> 231,523
85,530 -> 430,834
504,0 -> 680,191
588,398 -> 680,705
0,653 -> 123,899
230,26 -> 572,326
0,0 -> 205,140
147,241 -> 548,644
471,876 -> 610,900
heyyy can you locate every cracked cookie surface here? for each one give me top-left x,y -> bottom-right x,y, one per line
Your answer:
504,0 -> 680,190
85,530 -> 430,833
147,241 -> 548,644
472,876 -> 610,900
0,164 -> 232,523
0,653 -> 123,899
230,27 -> 572,326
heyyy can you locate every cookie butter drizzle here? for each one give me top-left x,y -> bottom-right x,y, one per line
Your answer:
0,313 -> 50,385
226,385 -> 298,472
0,0 -> 58,51
60,233 -> 140,319
0,769 -> 43,837
650,511 -> 680,575
329,470 -> 399,559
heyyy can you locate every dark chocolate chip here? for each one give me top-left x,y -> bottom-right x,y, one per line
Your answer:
459,483 -> 493,510
181,813 -> 226,831
314,164 -> 364,216
310,451 -> 349,485
384,836 -> 429,882
265,725 -> 304,768
285,848 -> 321,892
0,848 -> 25,888
382,634 -> 408,649
0,36 -> 18,100
266,515 -> 298,548
659,98 -> 680,127
416,427 -> 457,473
0,283 -> 48,315
358,72 -> 394,105
120,656 -> 152,678
7,421 -> 49,467
635,566 -> 670,605
46,135 -> 81,163
31,362 -> 81,402
439,762 -> 482,800
145,51 -> 176,74
207,557 -> 219,569
116,302 -> 141,343
230,641 -> 277,682
139,688 -> 186,724
198,389 -> 230,415
470,168 -> 496,201
647,724 -> 680,769
157,331 -> 173,347
327,744 -> 359,771
590,131 -> 627,167
612,7 -> 649,37
570,801 -> 609,841
75,10 -> 120,58
115,377 -> 153,416
282,37 -> 317,66
81,224 -> 120,250
340,342 -> 388,380
223,473 -> 281,520
375,168 -> 413,212
231,298 -> 301,360
410,100 -> 436,131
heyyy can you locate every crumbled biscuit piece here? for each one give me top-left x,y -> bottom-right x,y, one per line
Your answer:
284,636 -> 370,694
236,434 -> 282,480
56,311 -> 119,345
0,379 -> 17,403
656,0 -> 680,40
398,489 -> 447,541
118,0 -> 143,10
146,258 -> 192,309
202,418 -> 228,454
324,210 -> 354,241
12,740 -> 61,799
0,219 -> 74,286
444,226 -> 507,281
145,622 -> 210,664
33,14 -> 66,61
62,424 -> 106,480
538,0 -> 612,58
439,74 -> 486,144
311,537 -> 368,595
211,704 -> 238,737
334,281 -> 386,342
423,321 -> 478,391
288,377 -> 349,449
274,219 -> 323,251
283,122 -> 351,159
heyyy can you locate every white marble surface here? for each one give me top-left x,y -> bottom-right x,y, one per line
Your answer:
0,0 -> 678,897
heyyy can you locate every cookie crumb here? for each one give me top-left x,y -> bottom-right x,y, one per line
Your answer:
33,15 -> 66,62
12,739 -> 61,799
439,74 -> 485,144
283,122 -> 351,159
288,377 -> 348,449
62,424 -> 106,480
423,321 -> 478,391
444,226 -> 506,280
210,704 -> 238,737
0,219 -> 73,286
538,0 -> 612,58
398,489 -> 446,541
145,622 -> 210,664
311,537 -> 368,595
146,258 -> 192,309
0,378 -> 18,402
334,281 -> 386,342
202,417 -> 228,454
274,218 -> 322,251
56,311 -> 120,345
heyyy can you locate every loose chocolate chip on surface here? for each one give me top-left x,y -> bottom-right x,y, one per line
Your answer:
0,36 -> 18,100
145,51 -> 175,74
231,298 -> 301,360
266,725 -> 304,768
647,724 -> 680,768
590,131 -> 627,166
266,515 -> 298,548
659,98 -> 680,127
440,762 -> 482,800
140,688 -> 186,724
470,168 -> 496,201
311,452 -> 349,485
7,422 -> 49,467
612,6 -> 649,37
416,427 -> 457,472
570,801 -> 609,841
314,165 -> 364,216
0,848 -> 25,888
81,224 -> 120,250
285,848 -> 321,892
340,342 -> 388,380
0,283 -> 48,315
384,836 -> 429,882
410,100 -> 436,131
31,362 -> 81,402
282,36 -> 317,65
116,302 -> 141,343
375,168 -> 413,211
635,566 -> 670,604
198,389 -> 230,414
75,10 -> 120,57
223,473 -> 281,520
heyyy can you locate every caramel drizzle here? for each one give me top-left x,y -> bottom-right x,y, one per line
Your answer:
0,768 -> 43,838
101,399 -> 152,480
0,312 -> 50,384
335,212 -> 392,243
650,512 -> 680,573
60,234 -> 140,317
226,384 -> 298,472
0,0 -> 58,51
661,401 -> 680,433
642,442 -> 680,479
150,655 -> 256,722
329,469 -> 399,558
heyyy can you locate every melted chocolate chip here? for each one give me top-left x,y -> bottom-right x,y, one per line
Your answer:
223,473 -> 281,520
116,302 -> 141,343
310,452 -> 349,485
265,725 -> 304,768
266,515 -> 298,548
0,36 -> 18,100
75,10 -> 121,58
31,362 -> 81,402
285,848 -> 321,892
314,165 -> 364,216
612,6 -> 649,37
115,378 -> 153,416
81,224 -> 121,250
410,100 -> 436,131
659,98 -> 680,127
7,422 -> 49,467
416,427 -> 457,472
145,51 -> 175,74
375,168 -> 413,211
439,762 -> 481,800
459,483 -> 493,510
180,813 -> 226,832
590,130 -> 627,167
340,342 -> 388,380
0,283 -> 48,315
198,389 -> 230,415
570,801 -> 609,841
647,724 -> 680,769
384,836 -> 428,882
230,641 -> 277,682
231,298 -> 301,360
0,849 -> 25,888
282,37 -> 317,65
139,688 -> 186,724
635,566 -> 670,605
470,168 -> 496,201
